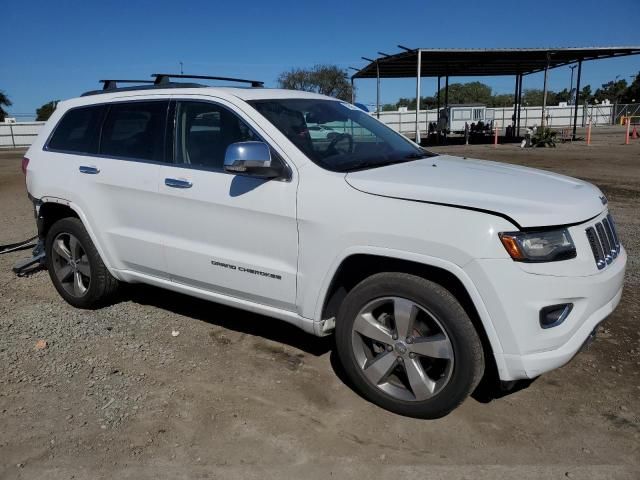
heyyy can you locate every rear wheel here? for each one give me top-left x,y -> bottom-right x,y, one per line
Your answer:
335,272 -> 484,418
46,217 -> 118,308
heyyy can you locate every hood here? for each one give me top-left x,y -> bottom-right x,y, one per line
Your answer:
345,155 -> 605,228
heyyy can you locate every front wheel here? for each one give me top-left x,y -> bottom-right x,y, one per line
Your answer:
335,272 -> 484,418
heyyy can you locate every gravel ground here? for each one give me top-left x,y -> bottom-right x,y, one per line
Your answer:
0,128 -> 639,479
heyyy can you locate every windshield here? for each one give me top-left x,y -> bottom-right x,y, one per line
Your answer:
248,99 -> 436,172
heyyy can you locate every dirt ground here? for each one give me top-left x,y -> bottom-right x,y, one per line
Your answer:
1,127 -> 639,479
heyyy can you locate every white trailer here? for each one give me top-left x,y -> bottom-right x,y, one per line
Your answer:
439,104 -> 489,133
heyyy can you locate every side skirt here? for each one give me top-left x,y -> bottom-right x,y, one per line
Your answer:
114,269 -> 317,335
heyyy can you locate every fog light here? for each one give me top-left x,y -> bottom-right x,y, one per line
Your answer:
539,303 -> 573,329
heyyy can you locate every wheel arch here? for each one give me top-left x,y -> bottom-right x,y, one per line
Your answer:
37,200 -> 79,238
37,197 -> 116,274
316,249 -> 507,379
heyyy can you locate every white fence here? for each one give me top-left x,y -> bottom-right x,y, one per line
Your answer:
0,122 -> 45,147
0,103 -> 625,148
378,104 -> 615,135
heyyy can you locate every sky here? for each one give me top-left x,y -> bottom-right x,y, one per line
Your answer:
2,0 -> 640,118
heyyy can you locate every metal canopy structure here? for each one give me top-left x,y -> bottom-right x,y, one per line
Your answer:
351,46 -> 640,142
353,47 -> 640,78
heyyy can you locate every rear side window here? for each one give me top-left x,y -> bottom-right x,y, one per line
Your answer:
47,105 -> 105,154
100,101 -> 168,162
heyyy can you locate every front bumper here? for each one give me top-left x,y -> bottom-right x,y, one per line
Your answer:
465,246 -> 626,381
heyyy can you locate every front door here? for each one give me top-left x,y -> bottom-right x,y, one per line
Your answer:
158,99 -> 298,311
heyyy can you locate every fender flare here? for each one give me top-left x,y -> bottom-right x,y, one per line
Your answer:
313,246 -> 507,374
39,196 -> 119,277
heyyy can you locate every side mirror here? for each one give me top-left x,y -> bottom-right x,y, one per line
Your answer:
223,141 -> 282,178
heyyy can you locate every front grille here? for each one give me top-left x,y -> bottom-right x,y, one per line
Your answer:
585,214 -> 621,270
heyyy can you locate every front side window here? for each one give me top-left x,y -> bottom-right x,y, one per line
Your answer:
248,99 -> 435,172
100,101 -> 168,162
175,101 -> 259,171
47,105 -> 105,154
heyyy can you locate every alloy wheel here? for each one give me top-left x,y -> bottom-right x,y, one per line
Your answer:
51,232 -> 91,297
351,296 -> 454,401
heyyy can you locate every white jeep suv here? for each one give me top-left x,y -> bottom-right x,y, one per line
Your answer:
23,74 -> 626,418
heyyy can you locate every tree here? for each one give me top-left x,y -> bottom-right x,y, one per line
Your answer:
381,103 -> 400,112
489,94 -> 515,107
622,72 -> 640,103
579,85 -> 592,103
377,76 -> 640,113
391,96 -> 436,110
555,88 -> 571,104
36,101 -> 59,121
278,65 -> 353,101
438,81 -> 493,105
0,90 -> 12,122
594,79 -> 627,103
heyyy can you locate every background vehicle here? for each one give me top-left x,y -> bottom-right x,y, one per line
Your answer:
306,124 -> 338,140
22,74 -> 626,418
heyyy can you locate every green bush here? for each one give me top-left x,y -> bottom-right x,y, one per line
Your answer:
532,128 -> 557,148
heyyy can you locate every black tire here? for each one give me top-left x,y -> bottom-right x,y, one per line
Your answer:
45,217 -> 119,309
335,272 -> 484,419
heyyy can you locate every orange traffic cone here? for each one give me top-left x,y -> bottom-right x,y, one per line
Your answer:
632,126 -> 639,140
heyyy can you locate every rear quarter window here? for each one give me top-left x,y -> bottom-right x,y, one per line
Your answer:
47,105 -> 106,154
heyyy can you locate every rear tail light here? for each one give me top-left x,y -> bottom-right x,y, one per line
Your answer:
21,157 -> 30,175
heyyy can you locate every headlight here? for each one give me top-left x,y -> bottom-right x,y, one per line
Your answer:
499,229 -> 576,262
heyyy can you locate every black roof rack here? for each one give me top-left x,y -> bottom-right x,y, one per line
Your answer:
99,79 -> 155,90
81,82 -> 204,97
152,73 -> 264,88
81,73 -> 264,97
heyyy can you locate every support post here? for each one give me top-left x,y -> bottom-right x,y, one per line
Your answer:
444,76 -> 449,142
445,76 -> 449,108
376,61 -> 380,118
541,53 -> 550,128
517,74 -> 523,136
625,117 -> 631,145
9,123 -> 15,148
572,60 -> 583,140
350,77 -> 355,104
569,65 -> 576,104
512,74 -> 519,137
436,76 -> 441,122
415,49 -> 422,145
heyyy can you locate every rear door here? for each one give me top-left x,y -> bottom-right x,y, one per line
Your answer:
46,98 -> 172,276
91,99 -> 171,276
156,97 -> 299,311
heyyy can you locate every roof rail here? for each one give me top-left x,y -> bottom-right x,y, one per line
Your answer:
151,73 -> 264,88
99,79 -> 155,90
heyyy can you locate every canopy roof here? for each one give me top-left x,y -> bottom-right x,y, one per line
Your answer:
352,47 -> 640,79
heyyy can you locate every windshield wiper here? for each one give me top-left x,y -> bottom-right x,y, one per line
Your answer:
339,157 -> 416,172
405,148 -> 437,159
338,150 -> 436,172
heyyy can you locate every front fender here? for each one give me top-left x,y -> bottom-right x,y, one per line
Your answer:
311,246 -> 509,379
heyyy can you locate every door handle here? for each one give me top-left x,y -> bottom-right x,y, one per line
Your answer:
79,165 -> 100,174
165,178 -> 193,189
